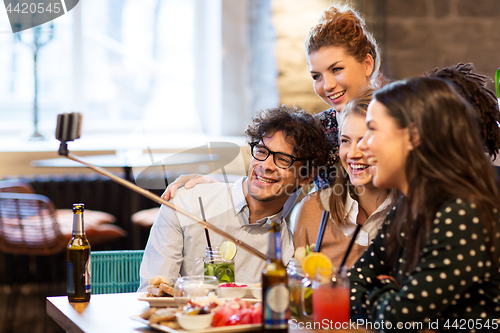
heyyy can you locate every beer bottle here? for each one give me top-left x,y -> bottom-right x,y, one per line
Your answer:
67,203 -> 91,302
262,220 -> 289,332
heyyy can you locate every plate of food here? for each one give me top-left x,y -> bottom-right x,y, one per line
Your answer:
139,276 -> 261,307
133,295 -> 262,332
139,294 -> 261,307
132,316 -> 261,333
138,275 -> 177,306
138,294 -> 177,307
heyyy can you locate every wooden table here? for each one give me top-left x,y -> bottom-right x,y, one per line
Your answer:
46,292 -> 371,333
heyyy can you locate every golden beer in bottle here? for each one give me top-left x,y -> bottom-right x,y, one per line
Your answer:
67,203 -> 91,302
262,220 -> 289,333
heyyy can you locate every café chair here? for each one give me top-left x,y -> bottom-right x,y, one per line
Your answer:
0,179 -> 126,248
0,179 -> 125,333
0,192 -> 67,333
131,206 -> 160,229
0,178 -> 35,194
0,192 -> 68,256
91,250 -> 145,294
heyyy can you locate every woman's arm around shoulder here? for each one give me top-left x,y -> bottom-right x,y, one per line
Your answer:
161,174 -> 218,200
292,191 -> 325,250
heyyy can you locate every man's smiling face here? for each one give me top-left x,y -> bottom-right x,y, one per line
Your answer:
246,131 -> 308,204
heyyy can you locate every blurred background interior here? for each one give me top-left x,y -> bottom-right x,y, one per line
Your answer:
0,0 -> 499,332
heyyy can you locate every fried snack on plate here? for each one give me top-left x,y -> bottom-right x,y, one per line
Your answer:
149,276 -> 170,285
188,292 -> 226,309
159,321 -> 181,330
147,275 -> 175,297
148,308 -> 179,324
160,283 -> 174,296
140,307 -> 157,320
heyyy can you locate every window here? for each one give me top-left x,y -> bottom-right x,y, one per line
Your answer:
0,0 -> 278,149
0,0 -> 205,140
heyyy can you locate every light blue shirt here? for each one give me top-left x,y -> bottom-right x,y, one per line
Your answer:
138,177 -> 294,291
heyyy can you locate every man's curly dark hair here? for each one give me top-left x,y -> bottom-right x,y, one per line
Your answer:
245,105 -> 331,177
426,63 -> 500,160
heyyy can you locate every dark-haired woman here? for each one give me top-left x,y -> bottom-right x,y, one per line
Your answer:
350,76 -> 500,332
426,63 -> 500,161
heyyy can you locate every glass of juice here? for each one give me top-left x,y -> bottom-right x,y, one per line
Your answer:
312,266 -> 349,325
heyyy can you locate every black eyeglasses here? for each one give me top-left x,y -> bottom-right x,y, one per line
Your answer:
250,142 -> 303,169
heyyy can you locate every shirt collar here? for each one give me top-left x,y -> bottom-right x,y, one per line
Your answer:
344,189 -> 357,224
231,177 -> 285,227
231,177 -> 247,214
344,187 -> 393,225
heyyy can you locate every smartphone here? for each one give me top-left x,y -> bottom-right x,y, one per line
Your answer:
56,112 -> 82,142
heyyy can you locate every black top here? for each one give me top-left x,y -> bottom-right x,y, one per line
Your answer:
314,108 -> 339,189
349,198 -> 500,332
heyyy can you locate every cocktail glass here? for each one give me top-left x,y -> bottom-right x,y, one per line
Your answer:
195,246 -> 235,283
311,266 -> 349,325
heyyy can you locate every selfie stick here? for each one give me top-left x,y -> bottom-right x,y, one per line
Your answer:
55,113 -> 268,261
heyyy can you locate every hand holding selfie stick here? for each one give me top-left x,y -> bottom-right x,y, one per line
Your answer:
55,112 -> 268,261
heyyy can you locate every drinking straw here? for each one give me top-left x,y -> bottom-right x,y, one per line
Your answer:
495,68 -> 500,99
314,210 -> 330,252
338,223 -> 362,273
198,197 -> 213,254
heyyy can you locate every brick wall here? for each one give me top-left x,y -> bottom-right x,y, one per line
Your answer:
272,0 -> 329,114
273,0 -> 500,114
382,0 -> 500,85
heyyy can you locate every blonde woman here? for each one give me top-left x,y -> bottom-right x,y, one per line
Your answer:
293,89 -> 396,268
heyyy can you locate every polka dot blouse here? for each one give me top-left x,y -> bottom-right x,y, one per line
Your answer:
349,198 -> 500,332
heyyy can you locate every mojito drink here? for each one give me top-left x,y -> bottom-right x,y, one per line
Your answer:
204,261 -> 235,283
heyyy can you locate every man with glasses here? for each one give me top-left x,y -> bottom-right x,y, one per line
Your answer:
139,106 -> 330,289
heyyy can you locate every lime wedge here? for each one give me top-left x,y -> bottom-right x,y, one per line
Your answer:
294,246 -> 306,264
307,243 -> 316,255
220,241 -> 237,260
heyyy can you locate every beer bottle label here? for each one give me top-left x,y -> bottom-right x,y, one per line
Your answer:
85,257 -> 91,293
264,283 -> 289,328
67,262 -> 74,294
